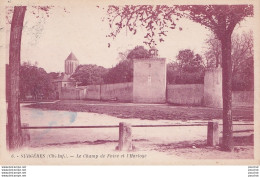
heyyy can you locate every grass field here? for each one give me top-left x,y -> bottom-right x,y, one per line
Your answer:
26,100 -> 253,121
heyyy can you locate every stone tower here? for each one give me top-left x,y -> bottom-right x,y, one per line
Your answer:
65,52 -> 79,75
133,47 -> 166,103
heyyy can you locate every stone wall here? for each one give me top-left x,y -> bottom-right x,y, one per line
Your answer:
78,87 -> 87,100
167,84 -> 204,105
85,85 -> 101,100
60,88 -> 80,100
203,67 -> 223,108
101,82 -> 133,102
60,82 -> 253,107
232,91 -> 254,105
59,66 -> 253,108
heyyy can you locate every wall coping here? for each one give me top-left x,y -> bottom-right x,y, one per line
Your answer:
167,84 -> 204,88
205,67 -> 222,72
133,58 -> 166,61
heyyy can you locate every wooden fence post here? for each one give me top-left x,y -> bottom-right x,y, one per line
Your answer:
117,122 -> 132,151
207,121 -> 219,146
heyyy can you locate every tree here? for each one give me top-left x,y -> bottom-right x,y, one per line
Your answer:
166,49 -> 205,84
48,72 -> 60,80
105,5 -> 253,151
175,49 -> 205,84
231,31 -> 254,91
166,62 -> 179,84
204,31 -> 254,91
104,59 -> 133,84
204,33 -> 222,68
7,6 -> 27,150
127,46 -> 150,60
71,65 -> 108,86
104,46 -> 150,84
7,6 -> 53,150
232,56 -> 254,91
181,6 -> 253,151
20,62 -> 54,100
176,49 -> 204,73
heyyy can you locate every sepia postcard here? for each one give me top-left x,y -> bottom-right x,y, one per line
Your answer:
0,0 -> 259,165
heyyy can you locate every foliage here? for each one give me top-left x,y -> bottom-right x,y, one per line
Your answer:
104,46 -> 150,84
71,64 -> 108,86
179,5 -> 253,39
166,62 -> 179,84
204,31 -> 254,90
105,5 -> 253,46
232,56 -> 254,91
104,59 -> 133,84
176,49 -> 204,73
167,49 -> 205,84
204,33 -> 222,68
127,46 -> 150,60
19,62 -> 54,99
105,5 -> 179,47
48,72 -> 60,80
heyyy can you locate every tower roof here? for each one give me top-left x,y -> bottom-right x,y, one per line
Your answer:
150,46 -> 158,51
66,52 -> 78,61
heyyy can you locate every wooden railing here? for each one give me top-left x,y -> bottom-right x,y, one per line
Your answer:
18,122 -> 254,151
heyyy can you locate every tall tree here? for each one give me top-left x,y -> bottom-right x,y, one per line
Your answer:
105,5 -> 253,151
205,31 -> 254,91
104,59 -> 133,84
183,6 -> 253,151
7,6 -> 27,150
20,62 -> 54,100
174,49 -> 205,84
204,33 -> 222,68
7,6 -> 53,150
176,49 -> 204,73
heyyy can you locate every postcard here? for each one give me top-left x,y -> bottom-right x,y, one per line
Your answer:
0,0 -> 259,165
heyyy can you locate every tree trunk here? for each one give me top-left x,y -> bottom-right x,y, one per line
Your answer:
221,33 -> 233,151
7,6 -> 26,150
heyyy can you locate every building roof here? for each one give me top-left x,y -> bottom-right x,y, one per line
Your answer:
65,52 -> 78,61
53,73 -> 76,82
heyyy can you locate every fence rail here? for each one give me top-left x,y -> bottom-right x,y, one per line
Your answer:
21,123 -> 254,129
16,121 -> 254,151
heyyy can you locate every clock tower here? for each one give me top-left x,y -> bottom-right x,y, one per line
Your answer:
149,46 -> 158,57
133,47 -> 166,103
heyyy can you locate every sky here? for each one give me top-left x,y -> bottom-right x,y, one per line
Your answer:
5,5 -> 254,73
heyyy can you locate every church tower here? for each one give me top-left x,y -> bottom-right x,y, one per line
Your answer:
65,52 -> 79,75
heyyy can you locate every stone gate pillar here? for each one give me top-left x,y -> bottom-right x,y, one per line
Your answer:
204,67 -> 223,108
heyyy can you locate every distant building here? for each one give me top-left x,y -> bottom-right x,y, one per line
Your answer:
53,52 -> 79,99
65,52 -> 79,75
